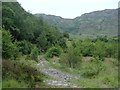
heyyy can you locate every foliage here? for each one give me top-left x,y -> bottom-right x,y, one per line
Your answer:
2,2 -> 118,88
63,32 -> 69,38
79,40 -> 95,56
81,57 -> 106,78
36,34 -> 48,52
35,9 -> 117,38
30,46 -> 39,62
101,74 -> 118,87
68,38 -> 118,59
46,46 -> 62,58
16,40 -> 34,55
60,46 -> 82,68
2,79 -> 28,88
93,40 -> 106,61
2,29 -> 19,59
2,60 -> 44,88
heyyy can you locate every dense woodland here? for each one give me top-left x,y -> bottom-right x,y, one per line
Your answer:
1,2 -> 119,88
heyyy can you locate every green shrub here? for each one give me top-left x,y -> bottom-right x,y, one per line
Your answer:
60,46 -> 82,68
2,29 -> 19,59
81,63 -> 99,78
30,46 -> 39,62
46,46 -> 62,58
70,38 -> 118,59
81,42 -> 95,56
2,79 -> 28,88
81,57 -> 106,78
63,32 -> 69,38
93,40 -> 106,61
91,57 -> 106,70
17,40 -> 34,55
36,35 -> 48,52
102,74 -> 118,87
2,60 -> 43,88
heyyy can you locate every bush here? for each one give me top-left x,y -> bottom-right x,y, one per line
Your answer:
46,46 -> 62,58
81,63 -> 99,78
80,42 -> 95,56
2,79 -> 28,88
36,35 -> 48,52
2,29 -> 19,59
2,60 -> 43,88
63,32 -> 69,38
60,46 -> 82,68
105,43 -> 118,58
30,46 -> 39,62
102,74 -> 118,87
93,40 -> 106,61
81,57 -> 106,78
17,40 -> 34,55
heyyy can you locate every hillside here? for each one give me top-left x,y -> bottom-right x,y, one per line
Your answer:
35,14 -> 75,34
2,2 -> 67,88
35,9 -> 118,38
2,2 -> 118,88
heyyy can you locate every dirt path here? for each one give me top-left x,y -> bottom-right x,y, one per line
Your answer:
36,56 -> 80,88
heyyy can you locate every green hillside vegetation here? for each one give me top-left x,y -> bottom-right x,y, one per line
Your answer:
35,9 -> 118,38
2,2 -> 66,88
2,2 -> 119,88
46,38 -> 118,88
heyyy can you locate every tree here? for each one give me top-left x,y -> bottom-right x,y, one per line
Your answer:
36,35 -> 48,52
2,28 -> 18,59
16,40 -> 33,55
60,46 -> 82,68
46,46 -> 62,58
93,40 -> 106,60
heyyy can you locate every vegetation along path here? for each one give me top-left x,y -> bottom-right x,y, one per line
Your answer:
37,56 -> 80,88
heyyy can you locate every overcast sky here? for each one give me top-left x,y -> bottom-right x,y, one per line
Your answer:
17,0 -> 119,19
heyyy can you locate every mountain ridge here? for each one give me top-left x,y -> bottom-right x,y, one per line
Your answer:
35,9 -> 118,38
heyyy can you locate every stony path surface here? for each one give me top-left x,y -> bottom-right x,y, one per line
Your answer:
44,80 -> 78,88
36,56 -> 80,88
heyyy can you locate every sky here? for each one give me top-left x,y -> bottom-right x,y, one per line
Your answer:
17,0 -> 119,19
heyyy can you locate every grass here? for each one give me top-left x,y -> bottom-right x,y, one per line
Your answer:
72,58 -> 118,88
47,57 -> 80,74
3,54 -> 118,88
0,81 -> 2,89
2,56 -> 48,88
69,70 -> 118,88
69,78 -> 102,88
2,79 -> 28,88
46,56 -> 118,88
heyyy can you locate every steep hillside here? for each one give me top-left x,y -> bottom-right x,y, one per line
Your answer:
2,2 -> 67,88
2,2 -> 66,51
35,9 -> 118,38
74,9 -> 118,37
35,14 -> 75,33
